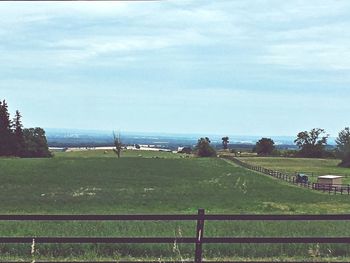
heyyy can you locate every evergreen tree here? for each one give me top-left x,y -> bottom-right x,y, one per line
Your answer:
13,110 -> 25,157
0,100 -> 14,156
0,100 -> 51,158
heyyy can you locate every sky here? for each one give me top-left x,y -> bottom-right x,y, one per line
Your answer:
1,0 -> 350,137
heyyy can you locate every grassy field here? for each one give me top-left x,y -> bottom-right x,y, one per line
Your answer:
239,156 -> 350,183
1,150 -> 350,261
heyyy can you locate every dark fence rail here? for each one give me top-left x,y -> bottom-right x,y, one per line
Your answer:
221,156 -> 350,195
2,209 -> 350,263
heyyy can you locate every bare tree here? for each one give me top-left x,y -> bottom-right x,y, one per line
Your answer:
113,131 -> 123,158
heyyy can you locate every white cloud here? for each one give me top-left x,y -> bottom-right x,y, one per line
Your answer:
1,1 -> 350,79
260,42 -> 350,70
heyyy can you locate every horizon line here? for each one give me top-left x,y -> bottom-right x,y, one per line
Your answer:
43,127 -> 337,139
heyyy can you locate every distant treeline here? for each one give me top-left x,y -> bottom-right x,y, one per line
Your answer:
0,100 -> 51,158
231,128 -> 349,167
194,128 -> 350,168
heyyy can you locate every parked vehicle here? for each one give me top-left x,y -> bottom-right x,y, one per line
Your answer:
295,173 -> 309,183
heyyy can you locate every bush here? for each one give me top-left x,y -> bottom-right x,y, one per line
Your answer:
339,160 -> 350,168
281,150 -> 298,157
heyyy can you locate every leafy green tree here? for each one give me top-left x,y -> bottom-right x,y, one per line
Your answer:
113,132 -> 123,158
22,128 -> 52,158
336,127 -> 350,167
222,136 -> 229,150
0,100 -> 14,156
254,138 -> 275,155
294,128 -> 328,158
195,137 -> 216,157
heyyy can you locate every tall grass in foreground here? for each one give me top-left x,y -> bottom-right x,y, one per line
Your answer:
1,221 -> 350,259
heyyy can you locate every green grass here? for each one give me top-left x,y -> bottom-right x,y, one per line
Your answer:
239,156 -> 350,183
1,150 -> 350,261
54,149 -> 185,159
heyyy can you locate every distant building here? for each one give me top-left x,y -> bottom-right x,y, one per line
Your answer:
317,175 -> 343,185
178,146 -> 192,154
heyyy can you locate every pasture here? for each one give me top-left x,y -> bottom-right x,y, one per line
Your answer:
239,157 -> 350,183
1,150 -> 350,261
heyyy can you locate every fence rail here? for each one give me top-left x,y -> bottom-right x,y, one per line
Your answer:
2,209 -> 350,263
221,156 -> 350,195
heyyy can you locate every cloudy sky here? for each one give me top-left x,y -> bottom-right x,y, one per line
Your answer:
1,0 -> 349,136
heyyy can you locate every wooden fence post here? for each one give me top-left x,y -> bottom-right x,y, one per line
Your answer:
195,208 -> 205,263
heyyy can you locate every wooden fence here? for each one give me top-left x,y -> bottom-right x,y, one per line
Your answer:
2,209 -> 350,263
220,156 -> 350,195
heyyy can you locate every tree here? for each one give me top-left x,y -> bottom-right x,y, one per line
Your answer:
222,136 -> 229,150
22,128 -> 52,158
113,132 -> 123,158
195,137 -> 216,157
13,110 -> 25,157
254,138 -> 275,155
0,100 -> 14,156
294,128 -> 328,158
0,100 -> 51,158
336,127 -> 350,167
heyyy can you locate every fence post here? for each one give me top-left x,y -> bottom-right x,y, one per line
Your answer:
195,208 -> 205,263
